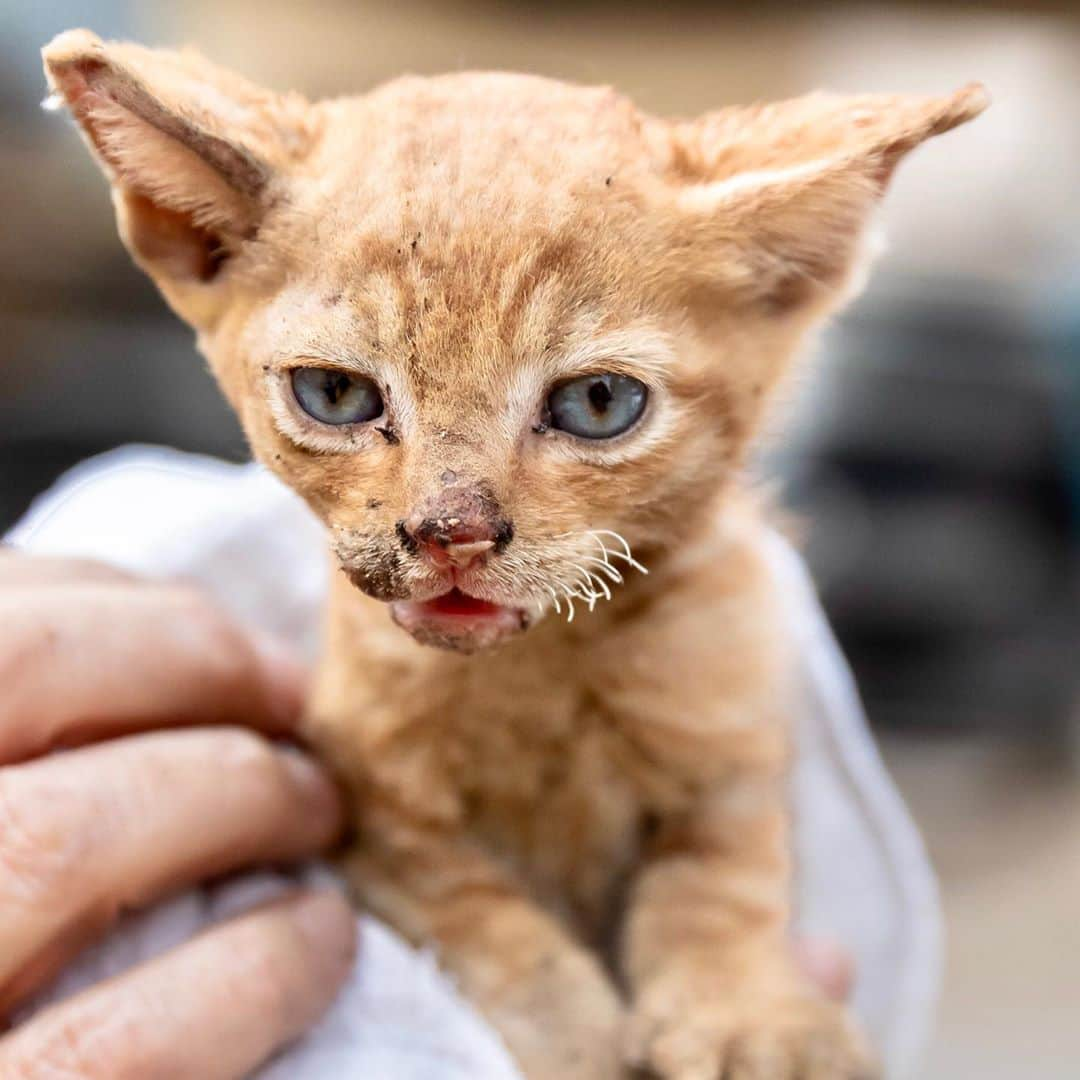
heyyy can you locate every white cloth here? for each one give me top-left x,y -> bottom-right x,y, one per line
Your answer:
7,447 -> 941,1079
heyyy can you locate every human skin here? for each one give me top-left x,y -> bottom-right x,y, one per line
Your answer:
0,549 -> 356,1080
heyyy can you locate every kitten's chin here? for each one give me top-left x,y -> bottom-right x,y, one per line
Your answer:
390,588 -> 532,653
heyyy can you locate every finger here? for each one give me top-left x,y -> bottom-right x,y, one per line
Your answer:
0,729 -> 344,1006
0,583 -> 307,763
0,889 -> 357,1080
0,907 -> 107,1016
792,939 -> 855,1002
0,549 -> 137,588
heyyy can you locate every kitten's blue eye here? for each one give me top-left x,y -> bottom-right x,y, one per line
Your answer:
291,367 -> 383,426
546,373 -> 647,440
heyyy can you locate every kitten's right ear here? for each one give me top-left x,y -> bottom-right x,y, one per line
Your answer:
42,30 -> 316,310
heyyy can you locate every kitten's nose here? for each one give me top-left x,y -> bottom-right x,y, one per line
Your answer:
398,508 -> 512,570
440,537 -> 496,569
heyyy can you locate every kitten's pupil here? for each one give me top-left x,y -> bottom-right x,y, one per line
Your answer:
291,367 -> 384,426
588,378 -> 613,413
546,372 -> 647,439
325,372 -> 349,405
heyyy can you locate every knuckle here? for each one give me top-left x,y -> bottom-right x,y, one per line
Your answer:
0,601 -> 61,711
0,771 -> 88,910
15,1017 -> 100,1080
1,1010 -> 100,1080
4,1007 -> 140,1080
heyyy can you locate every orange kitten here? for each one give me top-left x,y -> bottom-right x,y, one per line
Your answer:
44,29 -> 985,1078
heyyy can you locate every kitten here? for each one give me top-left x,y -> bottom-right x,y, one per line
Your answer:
43,29 -> 985,1079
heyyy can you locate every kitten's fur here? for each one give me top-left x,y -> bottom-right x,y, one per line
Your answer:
44,29 -> 985,1079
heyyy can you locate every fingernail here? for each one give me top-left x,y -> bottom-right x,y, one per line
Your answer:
290,888 -> 359,974
278,745 -> 345,838
251,630 -> 310,727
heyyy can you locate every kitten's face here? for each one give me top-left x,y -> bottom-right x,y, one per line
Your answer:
227,78 -> 801,651
43,33 -> 985,650
237,221 -> 731,649
248,268 -> 696,653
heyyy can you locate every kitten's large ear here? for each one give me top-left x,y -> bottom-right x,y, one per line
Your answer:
664,84 -> 988,311
42,30 -> 316,299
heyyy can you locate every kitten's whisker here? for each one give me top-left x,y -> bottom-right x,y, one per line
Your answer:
584,568 -> 610,603
569,562 -> 602,606
587,570 -> 612,601
586,530 -> 647,577
582,556 -> 623,585
591,529 -> 649,575
530,530 -> 646,621
586,532 -> 616,566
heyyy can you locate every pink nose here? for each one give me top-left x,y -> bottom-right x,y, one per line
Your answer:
399,515 -> 499,570
436,538 -> 496,569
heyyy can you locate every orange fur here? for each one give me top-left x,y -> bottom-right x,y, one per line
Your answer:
43,29 -> 986,1078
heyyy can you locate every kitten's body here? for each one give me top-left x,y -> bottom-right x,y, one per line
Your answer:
315,495 -> 787,1077
317,491 -> 779,937
43,30 -> 986,1077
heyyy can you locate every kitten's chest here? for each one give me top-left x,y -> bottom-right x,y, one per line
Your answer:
443,688 -> 650,930
315,601 -> 722,931
358,657 -> 674,931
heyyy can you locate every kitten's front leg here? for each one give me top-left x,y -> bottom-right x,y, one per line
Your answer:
341,805 -> 623,1080
621,773 -> 877,1080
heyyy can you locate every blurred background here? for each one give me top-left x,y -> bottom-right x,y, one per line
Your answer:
1,1 -> 1078,1076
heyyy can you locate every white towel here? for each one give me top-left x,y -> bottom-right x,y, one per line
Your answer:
8,446 -> 941,1079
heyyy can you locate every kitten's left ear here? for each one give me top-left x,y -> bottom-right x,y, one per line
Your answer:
42,29 -> 318,320
665,83 -> 988,310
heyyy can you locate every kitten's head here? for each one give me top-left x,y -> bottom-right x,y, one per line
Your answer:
44,30 -> 986,652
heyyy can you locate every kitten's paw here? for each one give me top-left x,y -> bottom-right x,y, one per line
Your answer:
624,986 -> 878,1080
485,949 -> 625,1080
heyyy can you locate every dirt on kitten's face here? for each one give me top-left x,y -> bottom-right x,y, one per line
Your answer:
43,30 -> 986,652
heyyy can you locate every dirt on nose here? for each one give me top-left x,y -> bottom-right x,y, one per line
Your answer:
403,484 -> 513,551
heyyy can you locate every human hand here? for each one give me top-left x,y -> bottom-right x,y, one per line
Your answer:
793,938 -> 856,1003
0,550 -> 356,1078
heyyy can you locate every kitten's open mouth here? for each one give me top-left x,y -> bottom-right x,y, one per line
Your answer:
390,588 -> 529,652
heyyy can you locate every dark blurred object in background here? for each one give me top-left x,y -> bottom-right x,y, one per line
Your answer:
775,277 -> 1079,738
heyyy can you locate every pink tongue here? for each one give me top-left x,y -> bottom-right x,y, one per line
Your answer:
424,589 -> 502,617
